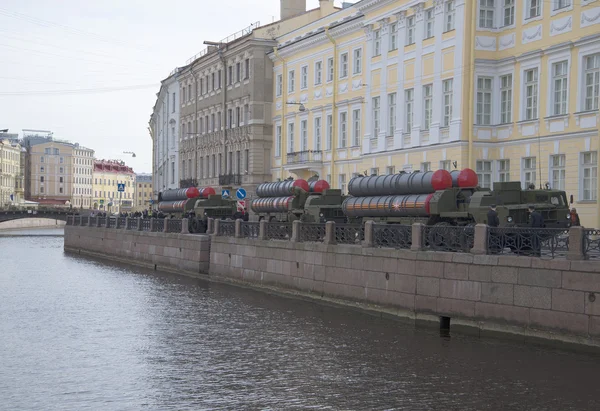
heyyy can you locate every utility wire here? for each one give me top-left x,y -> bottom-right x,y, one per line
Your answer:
0,84 -> 158,96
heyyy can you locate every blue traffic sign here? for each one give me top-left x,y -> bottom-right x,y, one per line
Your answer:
117,183 -> 125,192
221,189 -> 230,198
236,188 -> 247,200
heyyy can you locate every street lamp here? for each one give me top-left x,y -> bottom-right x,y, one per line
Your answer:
123,151 -> 136,158
286,102 -> 306,112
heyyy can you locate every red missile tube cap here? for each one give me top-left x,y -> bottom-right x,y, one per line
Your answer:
457,168 -> 478,188
312,180 -> 330,193
292,179 -> 310,192
424,193 -> 435,215
186,187 -> 200,198
199,187 -> 216,198
430,170 -> 453,191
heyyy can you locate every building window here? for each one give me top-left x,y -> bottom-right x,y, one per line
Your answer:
288,123 -> 294,153
338,174 -> 347,194
218,70 -> 222,88
552,61 -> 568,115
373,30 -> 381,56
440,160 -> 452,171
582,152 -> 598,201
353,49 -> 362,75
228,109 -> 233,128
236,107 -> 241,127
443,79 -> 453,127
479,0 -> 495,28
406,16 -> 415,45
245,59 -> 250,79
40,187 -> 44,194
500,74 -> 512,124
340,53 -> 348,78
339,112 -> 347,148
182,86 -> 186,103
288,70 -> 295,93
172,93 -> 175,112
421,162 -> 431,172
370,168 -> 379,176
60,157 -> 63,163
386,166 -> 396,175
388,93 -> 396,136
389,23 -> 397,51
372,97 -> 380,137
326,114 -> 333,150
476,160 -> 493,188
300,65 -> 308,89
550,154 -> 566,190
584,54 -> 600,111
236,62 -> 241,82
405,88 -> 414,131
524,68 -> 539,120
526,0 -> 541,19
276,74 -> 282,96
445,1 -> 455,31
554,0 -> 571,10
314,117 -> 322,150
40,176 -> 44,182
423,84 -> 433,130
476,77 -> 493,125
352,109 -> 361,146
301,120 -> 308,151
522,157 -> 537,189
503,0 -> 514,26
188,84 -> 192,100
228,66 -> 233,85
315,61 -> 322,85
327,57 -> 334,82
424,9 -> 434,38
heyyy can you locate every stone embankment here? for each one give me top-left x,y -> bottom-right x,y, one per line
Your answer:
0,218 -> 65,230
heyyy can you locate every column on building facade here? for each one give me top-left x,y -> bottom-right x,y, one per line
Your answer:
377,18 -> 390,153
411,2 -> 426,148
450,0 -> 466,142
429,0 -> 445,145
362,25 -> 374,155
394,10 -> 407,150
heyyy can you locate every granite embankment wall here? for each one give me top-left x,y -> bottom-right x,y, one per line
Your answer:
64,226 -> 210,275
0,218 -> 65,230
210,235 -> 600,349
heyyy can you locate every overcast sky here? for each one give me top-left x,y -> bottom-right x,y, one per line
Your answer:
0,0 -> 333,173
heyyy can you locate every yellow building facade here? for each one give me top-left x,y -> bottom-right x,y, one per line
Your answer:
134,173 -> 153,212
270,0 -> 600,227
92,160 -> 135,214
0,139 -> 22,207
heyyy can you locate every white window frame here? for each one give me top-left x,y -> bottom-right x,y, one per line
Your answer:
551,0 -> 573,16
503,0 -> 515,27
406,16 -> 415,45
300,119 -> 308,151
314,117 -> 322,150
352,109 -> 361,146
421,162 -> 431,172
500,73 -> 513,124
476,160 -> 493,188
445,1 -> 455,32
315,61 -> 323,85
423,84 -> 433,130
339,111 -> 347,148
522,157 -> 537,189
405,88 -> 414,131
287,122 -> 295,153
479,0 -> 495,29
443,79 -> 453,127
476,77 -> 493,125
275,125 -> 282,157
338,174 -> 347,194
424,8 -> 434,38
551,60 -> 569,116
373,30 -> 381,57
581,151 -> 598,201
301,65 -> 308,89
353,48 -> 362,75
340,52 -> 349,79
524,0 -> 542,21
372,97 -> 381,137
326,114 -> 333,150
523,67 -> 539,120
388,93 -> 397,136
276,73 -> 283,97
389,23 -> 397,51
327,57 -> 334,83
440,160 -> 452,171
549,154 -> 566,190
583,53 -> 600,112
288,70 -> 295,93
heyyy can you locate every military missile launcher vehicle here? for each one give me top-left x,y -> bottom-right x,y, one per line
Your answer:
251,178 -> 346,222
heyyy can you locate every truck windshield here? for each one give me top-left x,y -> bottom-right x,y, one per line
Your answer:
550,195 -> 564,206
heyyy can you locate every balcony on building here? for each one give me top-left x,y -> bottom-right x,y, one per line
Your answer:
219,174 -> 242,186
285,150 -> 323,169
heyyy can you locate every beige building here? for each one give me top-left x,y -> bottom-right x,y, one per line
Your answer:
0,139 -> 23,207
92,160 -> 135,214
134,173 -> 153,211
28,140 -> 94,208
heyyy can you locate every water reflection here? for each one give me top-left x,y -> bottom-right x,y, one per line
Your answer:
0,235 -> 599,410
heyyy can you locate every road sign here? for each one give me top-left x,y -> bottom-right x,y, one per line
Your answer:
100,199 -> 105,205
237,200 -> 246,211
236,188 -> 247,200
222,189 -> 230,198
117,183 -> 125,192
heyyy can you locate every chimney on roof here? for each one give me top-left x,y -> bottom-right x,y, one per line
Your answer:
280,0 -> 306,20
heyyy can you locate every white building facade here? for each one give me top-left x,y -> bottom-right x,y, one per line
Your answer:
150,69 -> 183,198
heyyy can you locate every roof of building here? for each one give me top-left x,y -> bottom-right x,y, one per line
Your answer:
94,159 -> 134,174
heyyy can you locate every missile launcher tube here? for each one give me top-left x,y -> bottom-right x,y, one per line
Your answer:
158,199 -> 194,214
342,194 -> 433,218
159,187 -> 201,202
256,179 -> 310,197
251,196 -> 294,213
450,169 -> 479,188
308,180 -> 330,193
347,170 -> 452,197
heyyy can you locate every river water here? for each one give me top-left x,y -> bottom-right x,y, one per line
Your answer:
1,229 -> 600,410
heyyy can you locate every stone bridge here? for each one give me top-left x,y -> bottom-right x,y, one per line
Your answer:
0,209 -> 73,223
